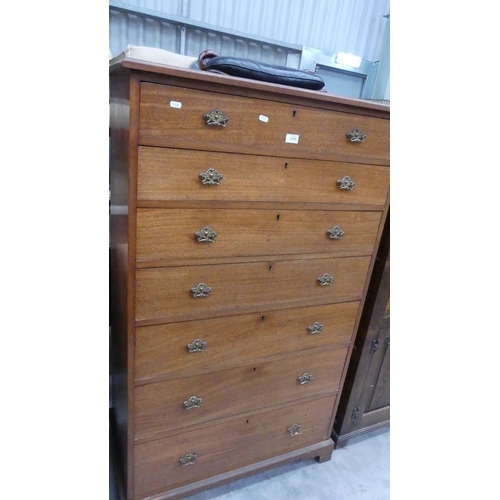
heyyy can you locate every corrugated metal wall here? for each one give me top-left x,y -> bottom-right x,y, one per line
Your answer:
185,0 -> 389,62
109,0 -> 389,63
109,1 -> 301,66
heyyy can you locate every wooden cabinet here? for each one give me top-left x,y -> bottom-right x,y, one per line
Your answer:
109,59 -> 390,499
332,213 -> 390,448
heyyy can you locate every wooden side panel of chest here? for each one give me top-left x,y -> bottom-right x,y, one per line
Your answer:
110,61 -> 389,500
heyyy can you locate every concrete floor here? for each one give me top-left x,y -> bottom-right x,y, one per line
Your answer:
110,426 -> 389,500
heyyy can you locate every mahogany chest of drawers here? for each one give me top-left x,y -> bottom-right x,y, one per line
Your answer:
109,59 -> 390,500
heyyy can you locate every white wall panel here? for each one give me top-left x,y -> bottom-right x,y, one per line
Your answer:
109,1 -> 303,65
109,1 -> 389,98
122,0 -> 183,15
109,8 -> 182,56
111,0 -> 389,62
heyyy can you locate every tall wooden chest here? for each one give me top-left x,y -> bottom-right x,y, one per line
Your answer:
109,59 -> 390,499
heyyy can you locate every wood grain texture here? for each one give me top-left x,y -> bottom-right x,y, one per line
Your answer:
109,69 -> 134,495
133,395 -> 336,499
136,208 -> 382,263
139,83 -> 389,164
366,335 -> 390,412
332,212 -> 390,446
135,256 -> 371,324
135,301 -> 359,382
141,440 -> 334,500
135,347 -> 347,440
113,59 -> 389,117
137,147 -> 390,205
110,60 -> 389,500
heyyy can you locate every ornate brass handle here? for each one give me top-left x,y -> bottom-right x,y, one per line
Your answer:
288,424 -> 302,436
337,176 -> 355,190
187,339 -> 207,353
179,453 -> 198,466
307,322 -> 324,335
204,109 -> 229,127
195,226 -> 217,243
183,396 -> 203,410
191,283 -> 212,297
199,167 -> 223,185
327,226 -> 345,240
317,273 -> 334,286
347,128 -> 366,142
298,373 -> 314,384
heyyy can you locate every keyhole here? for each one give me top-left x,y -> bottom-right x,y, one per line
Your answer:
276,214 -> 280,221
261,315 -> 265,321
284,162 -> 288,169
253,367 -> 257,371
268,265 -> 272,271
246,420 -> 249,423
292,110 -> 296,117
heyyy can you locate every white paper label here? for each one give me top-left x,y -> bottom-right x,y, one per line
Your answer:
170,101 -> 182,108
259,115 -> 269,123
285,133 -> 300,144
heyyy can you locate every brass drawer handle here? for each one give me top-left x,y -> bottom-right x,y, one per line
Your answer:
191,282 -> 212,297
204,109 -> 229,127
183,396 -> 203,410
347,128 -> 366,143
337,176 -> 355,191
327,226 -> 345,240
298,373 -> 314,384
199,167 -> 223,185
307,322 -> 324,335
187,339 -> 207,353
179,453 -> 198,466
195,226 -> 218,243
317,273 -> 334,286
288,424 -> 302,436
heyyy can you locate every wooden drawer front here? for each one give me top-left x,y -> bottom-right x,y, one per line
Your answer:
137,147 -> 390,205
135,256 -> 371,324
134,394 -> 336,498
139,83 -> 389,163
135,346 -> 347,440
137,209 -> 382,263
135,302 -> 359,382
